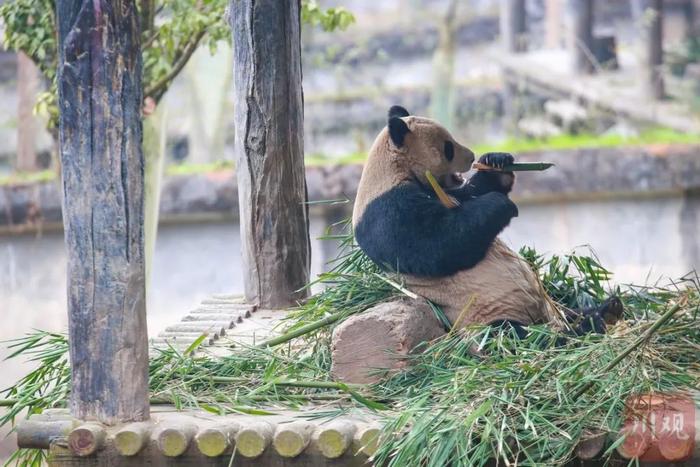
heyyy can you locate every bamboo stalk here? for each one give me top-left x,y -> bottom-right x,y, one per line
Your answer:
472,162 -> 554,172
210,376 -> 362,391
272,379 -> 362,390
1,393 -> 348,409
257,310 -> 359,348
571,303 -> 683,400
425,170 -> 460,208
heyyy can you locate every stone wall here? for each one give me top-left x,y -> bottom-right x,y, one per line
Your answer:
2,144 -> 699,232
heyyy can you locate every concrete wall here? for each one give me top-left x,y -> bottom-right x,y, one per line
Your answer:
2,144 -> 699,233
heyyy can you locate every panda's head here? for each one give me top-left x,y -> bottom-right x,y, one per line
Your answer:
384,105 -> 474,188
352,105 -> 476,227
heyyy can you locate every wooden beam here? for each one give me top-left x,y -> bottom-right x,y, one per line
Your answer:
230,0 -> 311,309
56,0 -> 150,424
501,0 -> 528,53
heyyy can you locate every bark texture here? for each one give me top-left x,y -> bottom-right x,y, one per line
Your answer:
57,0 -> 149,423
230,0 -> 310,309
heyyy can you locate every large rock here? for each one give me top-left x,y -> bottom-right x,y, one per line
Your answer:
331,299 -> 446,384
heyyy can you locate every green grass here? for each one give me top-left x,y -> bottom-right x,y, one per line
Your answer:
165,160 -> 234,176
1,128 -> 698,187
306,128 -> 700,166
473,128 -> 700,154
0,170 -> 56,186
304,151 -> 367,166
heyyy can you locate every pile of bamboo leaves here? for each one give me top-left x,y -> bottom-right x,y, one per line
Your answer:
2,231 -> 699,466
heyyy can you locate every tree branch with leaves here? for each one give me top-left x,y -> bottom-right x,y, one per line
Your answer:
0,0 -> 354,129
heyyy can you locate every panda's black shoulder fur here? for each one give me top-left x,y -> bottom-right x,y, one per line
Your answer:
355,180 -> 518,277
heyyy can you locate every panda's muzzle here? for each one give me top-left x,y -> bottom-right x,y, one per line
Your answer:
439,172 -> 465,189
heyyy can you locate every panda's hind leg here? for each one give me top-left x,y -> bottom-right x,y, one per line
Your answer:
564,296 -> 624,336
487,319 -> 530,339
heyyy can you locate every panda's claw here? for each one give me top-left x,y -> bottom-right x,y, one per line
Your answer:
478,152 -> 515,170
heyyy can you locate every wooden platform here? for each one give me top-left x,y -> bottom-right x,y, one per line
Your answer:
499,49 -> 700,133
14,294 -> 700,465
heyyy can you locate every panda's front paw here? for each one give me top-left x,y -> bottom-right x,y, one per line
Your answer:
599,296 -> 624,325
479,152 -> 515,170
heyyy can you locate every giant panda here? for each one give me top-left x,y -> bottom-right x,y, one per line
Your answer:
352,105 -> 622,336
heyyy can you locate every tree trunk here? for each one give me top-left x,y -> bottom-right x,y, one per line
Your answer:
431,0 -> 458,130
230,0 -> 310,309
569,0 -> 595,74
56,0 -> 149,424
641,0 -> 665,99
501,0 -> 527,53
16,52 -> 40,172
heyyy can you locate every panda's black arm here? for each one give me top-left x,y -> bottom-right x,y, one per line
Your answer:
448,171 -> 515,200
355,184 -> 519,277
410,190 -> 518,275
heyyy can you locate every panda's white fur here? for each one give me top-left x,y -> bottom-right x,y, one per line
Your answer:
352,106 -> 562,328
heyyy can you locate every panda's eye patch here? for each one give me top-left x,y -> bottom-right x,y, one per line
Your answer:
444,141 -> 454,161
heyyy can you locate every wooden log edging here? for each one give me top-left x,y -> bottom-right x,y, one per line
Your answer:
17,408 -> 382,464
16,404 -> 700,464
114,422 -> 151,456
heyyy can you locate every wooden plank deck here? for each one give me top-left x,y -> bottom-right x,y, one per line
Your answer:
499,49 -> 700,133
149,295 -> 286,354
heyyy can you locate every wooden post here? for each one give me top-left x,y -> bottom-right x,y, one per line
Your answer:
500,0 -> 528,53
569,0 -> 595,74
641,0 -> 665,99
56,0 -> 150,423
230,0 -> 311,309
16,52 -> 40,172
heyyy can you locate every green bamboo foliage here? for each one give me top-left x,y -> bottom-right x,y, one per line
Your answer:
2,233 -> 699,466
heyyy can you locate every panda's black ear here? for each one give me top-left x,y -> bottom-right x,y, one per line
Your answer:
388,105 -> 410,120
388,117 -> 410,147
